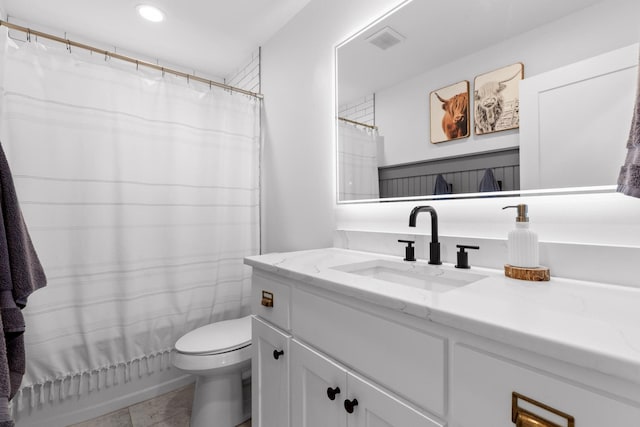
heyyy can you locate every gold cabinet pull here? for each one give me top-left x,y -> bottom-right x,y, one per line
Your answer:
515,408 -> 560,427
512,392 -> 574,427
261,290 -> 274,308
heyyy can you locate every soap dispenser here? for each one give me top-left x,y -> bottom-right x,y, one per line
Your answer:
502,204 -> 539,268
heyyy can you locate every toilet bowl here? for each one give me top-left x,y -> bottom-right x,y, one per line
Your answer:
172,315 -> 252,427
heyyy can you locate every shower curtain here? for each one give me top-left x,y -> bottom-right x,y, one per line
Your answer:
0,29 -> 260,411
338,121 -> 380,201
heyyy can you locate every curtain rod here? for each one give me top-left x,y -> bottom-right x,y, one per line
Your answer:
0,19 -> 264,100
338,116 -> 378,130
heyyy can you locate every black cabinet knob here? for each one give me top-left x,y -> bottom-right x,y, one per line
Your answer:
326,386 -> 341,401
344,398 -> 359,414
272,349 -> 284,360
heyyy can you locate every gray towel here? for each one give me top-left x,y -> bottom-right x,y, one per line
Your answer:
433,174 -> 451,195
478,168 -> 501,192
617,60 -> 640,198
0,142 -> 47,424
0,397 -> 11,427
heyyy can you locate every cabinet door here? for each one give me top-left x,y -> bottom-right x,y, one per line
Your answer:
291,339 -> 348,427
252,316 -> 291,427
452,344 -> 640,427
347,373 -> 445,427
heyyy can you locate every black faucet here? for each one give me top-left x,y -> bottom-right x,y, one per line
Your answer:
408,205 -> 441,265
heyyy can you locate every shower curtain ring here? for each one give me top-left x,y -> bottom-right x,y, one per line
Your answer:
26,29 -> 31,42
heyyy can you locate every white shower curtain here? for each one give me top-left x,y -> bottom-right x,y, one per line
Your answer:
338,121 -> 381,201
0,29 -> 259,411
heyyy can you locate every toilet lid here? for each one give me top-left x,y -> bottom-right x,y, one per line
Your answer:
175,315 -> 251,355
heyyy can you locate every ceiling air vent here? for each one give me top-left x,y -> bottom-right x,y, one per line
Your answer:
366,26 -> 405,50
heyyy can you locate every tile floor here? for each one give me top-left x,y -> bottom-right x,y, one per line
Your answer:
68,383 -> 251,427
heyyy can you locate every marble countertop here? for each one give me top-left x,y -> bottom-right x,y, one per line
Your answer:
245,247 -> 640,385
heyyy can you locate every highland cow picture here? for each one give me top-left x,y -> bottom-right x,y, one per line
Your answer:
474,63 -> 524,135
430,80 -> 470,144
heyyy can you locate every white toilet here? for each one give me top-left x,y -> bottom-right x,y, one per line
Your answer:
172,315 -> 252,427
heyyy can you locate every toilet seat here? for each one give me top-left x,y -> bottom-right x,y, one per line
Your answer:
175,315 -> 251,356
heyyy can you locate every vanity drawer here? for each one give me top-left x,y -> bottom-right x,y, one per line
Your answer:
251,271 -> 291,331
452,344 -> 640,426
291,288 -> 447,417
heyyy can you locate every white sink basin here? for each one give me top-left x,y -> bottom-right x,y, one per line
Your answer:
332,259 -> 487,293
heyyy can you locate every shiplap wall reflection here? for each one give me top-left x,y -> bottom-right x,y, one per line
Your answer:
378,149 -> 519,198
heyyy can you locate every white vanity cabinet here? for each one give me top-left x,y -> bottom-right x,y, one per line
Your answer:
451,344 -> 640,427
248,251 -> 640,427
291,286 -> 447,417
291,339 -> 443,427
251,269 -> 445,427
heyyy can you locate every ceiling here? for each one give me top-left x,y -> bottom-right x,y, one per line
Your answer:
337,0 -> 605,105
2,0 -> 311,81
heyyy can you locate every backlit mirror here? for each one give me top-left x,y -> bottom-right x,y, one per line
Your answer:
336,0 -> 639,202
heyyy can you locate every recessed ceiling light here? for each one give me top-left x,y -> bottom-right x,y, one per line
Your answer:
137,5 -> 165,22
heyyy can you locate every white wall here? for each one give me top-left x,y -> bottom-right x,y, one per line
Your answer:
260,0 -> 406,252
376,0 -> 640,167
262,0 -> 640,258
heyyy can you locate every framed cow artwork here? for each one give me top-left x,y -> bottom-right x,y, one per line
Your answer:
429,80 -> 470,144
473,62 -> 524,135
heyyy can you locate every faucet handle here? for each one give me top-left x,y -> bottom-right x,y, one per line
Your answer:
455,245 -> 479,269
398,239 -> 416,262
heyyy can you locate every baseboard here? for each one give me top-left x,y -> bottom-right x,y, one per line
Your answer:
15,367 -> 195,427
